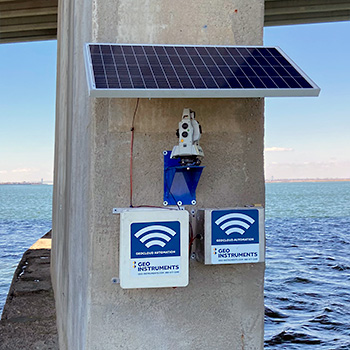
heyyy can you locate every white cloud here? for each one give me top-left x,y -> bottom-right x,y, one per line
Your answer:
265,160 -> 350,180
11,168 -> 33,173
264,147 -> 294,152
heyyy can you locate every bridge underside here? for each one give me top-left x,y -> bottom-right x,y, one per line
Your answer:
264,0 -> 350,26
0,0 -> 349,44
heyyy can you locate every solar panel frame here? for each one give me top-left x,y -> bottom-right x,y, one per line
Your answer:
84,43 -> 320,98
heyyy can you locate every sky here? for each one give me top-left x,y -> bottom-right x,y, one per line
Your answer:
264,22 -> 350,180
0,21 -> 349,182
0,40 -> 57,183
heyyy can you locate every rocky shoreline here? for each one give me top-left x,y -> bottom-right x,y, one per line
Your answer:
0,231 -> 58,349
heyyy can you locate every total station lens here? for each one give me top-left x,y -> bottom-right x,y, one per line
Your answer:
182,123 -> 188,129
182,131 -> 188,138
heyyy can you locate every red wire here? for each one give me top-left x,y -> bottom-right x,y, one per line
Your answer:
130,128 -> 135,207
129,99 -> 140,207
189,221 -> 194,253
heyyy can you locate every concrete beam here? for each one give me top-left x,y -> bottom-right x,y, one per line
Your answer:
265,0 -> 350,26
0,7 -> 57,19
1,0 -> 350,44
266,0 -> 350,15
0,0 -> 58,43
0,29 -> 56,43
0,0 -> 57,10
0,15 -> 57,29
0,21 -> 57,35
266,11 -> 350,26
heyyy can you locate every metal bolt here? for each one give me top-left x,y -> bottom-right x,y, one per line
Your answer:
190,252 -> 196,260
177,201 -> 183,206
163,150 -> 168,155
163,201 -> 168,206
111,277 -> 120,284
191,200 -> 197,205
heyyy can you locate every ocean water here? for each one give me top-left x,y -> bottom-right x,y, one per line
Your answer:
0,182 -> 349,349
265,181 -> 350,349
0,185 -> 52,314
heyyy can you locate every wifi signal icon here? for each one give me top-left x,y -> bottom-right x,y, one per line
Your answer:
215,213 -> 255,236
134,224 -> 177,248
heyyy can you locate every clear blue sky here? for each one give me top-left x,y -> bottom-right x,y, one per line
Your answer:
0,21 -> 349,182
264,21 -> 350,179
0,40 -> 57,183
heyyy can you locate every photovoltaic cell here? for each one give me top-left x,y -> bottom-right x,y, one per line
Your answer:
84,43 -> 320,98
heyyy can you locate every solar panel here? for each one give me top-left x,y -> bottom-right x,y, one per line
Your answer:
84,43 -> 320,98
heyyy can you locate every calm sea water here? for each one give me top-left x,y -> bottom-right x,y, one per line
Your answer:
0,185 -> 52,314
0,182 -> 349,348
265,181 -> 350,349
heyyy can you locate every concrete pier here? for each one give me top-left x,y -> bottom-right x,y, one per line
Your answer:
0,232 -> 58,350
51,0 -> 266,348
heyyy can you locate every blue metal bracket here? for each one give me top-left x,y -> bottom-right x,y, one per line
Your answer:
163,151 -> 204,206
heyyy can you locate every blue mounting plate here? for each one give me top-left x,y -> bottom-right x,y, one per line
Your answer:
163,151 -> 204,206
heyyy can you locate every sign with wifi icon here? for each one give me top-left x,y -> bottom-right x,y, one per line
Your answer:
211,209 -> 259,246
119,210 -> 189,289
131,221 -> 181,259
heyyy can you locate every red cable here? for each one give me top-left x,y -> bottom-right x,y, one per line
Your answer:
130,128 -> 135,207
129,99 -> 140,207
189,221 -> 194,253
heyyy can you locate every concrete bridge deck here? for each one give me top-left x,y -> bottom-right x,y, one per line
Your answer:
1,0 -> 349,44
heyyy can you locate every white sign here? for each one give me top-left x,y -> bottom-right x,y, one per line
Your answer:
119,210 -> 189,289
203,207 -> 265,265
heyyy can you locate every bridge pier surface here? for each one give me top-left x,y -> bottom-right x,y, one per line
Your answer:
51,0 -> 266,349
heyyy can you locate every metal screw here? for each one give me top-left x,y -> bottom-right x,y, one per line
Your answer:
191,200 -> 197,205
111,277 -> 120,284
177,201 -> 183,206
163,201 -> 168,206
190,252 -> 196,260
163,150 -> 168,155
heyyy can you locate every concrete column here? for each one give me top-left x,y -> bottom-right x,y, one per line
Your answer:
52,1 -> 266,349
52,0 -> 93,349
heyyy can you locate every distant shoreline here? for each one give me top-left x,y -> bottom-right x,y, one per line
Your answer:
266,178 -> 350,183
1,179 -> 349,185
0,182 -> 53,185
